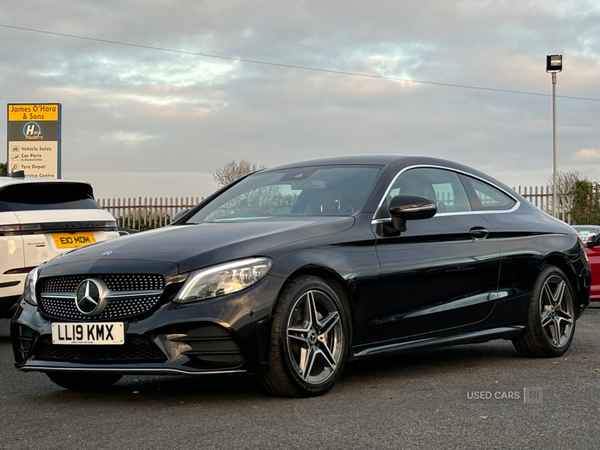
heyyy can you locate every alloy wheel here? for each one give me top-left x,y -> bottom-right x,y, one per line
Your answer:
539,274 -> 574,348
285,289 -> 344,385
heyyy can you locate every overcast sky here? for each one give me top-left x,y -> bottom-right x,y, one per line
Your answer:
1,0 -> 599,200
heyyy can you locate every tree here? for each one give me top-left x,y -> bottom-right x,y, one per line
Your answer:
551,170 -> 580,195
570,179 -> 600,225
0,162 -> 6,176
548,170 -> 580,216
213,160 -> 266,188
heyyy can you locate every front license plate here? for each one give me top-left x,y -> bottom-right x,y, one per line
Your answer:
52,322 -> 125,345
52,232 -> 96,249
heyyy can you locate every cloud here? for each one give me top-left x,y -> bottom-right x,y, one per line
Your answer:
1,1 -> 600,200
574,148 -> 600,160
111,131 -> 157,145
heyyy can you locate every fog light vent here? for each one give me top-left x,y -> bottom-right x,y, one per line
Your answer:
172,325 -> 244,369
11,324 -> 37,364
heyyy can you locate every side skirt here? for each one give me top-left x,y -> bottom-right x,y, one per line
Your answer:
353,326 -> 526,358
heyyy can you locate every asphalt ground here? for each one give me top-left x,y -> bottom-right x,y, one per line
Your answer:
1,306 -> 600,450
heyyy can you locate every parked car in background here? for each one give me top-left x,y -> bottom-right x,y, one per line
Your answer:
583,232 -> 600,301
572,225 -> 600,301
572,225 -> 600,243
11,156 -> 590,397
0,177 -> 120,317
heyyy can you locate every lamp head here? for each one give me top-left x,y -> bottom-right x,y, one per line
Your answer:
546,55 -> 562,73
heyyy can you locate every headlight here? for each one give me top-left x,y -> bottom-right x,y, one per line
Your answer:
23,264 -> 43,306
174,257 -> 272,304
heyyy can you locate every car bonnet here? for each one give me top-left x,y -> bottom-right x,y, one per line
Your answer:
40,216 -> 355,275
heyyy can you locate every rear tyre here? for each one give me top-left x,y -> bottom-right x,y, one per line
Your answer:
260,276 -> 349,397
46,372 -> 123,390
512,265 -> 576,357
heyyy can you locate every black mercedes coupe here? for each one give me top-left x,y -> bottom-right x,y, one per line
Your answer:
11,156 -> 591,397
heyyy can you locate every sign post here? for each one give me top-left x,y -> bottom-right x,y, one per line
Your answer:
7,103 -> 61,178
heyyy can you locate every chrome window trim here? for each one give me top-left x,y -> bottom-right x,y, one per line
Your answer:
371,164 -> 520,223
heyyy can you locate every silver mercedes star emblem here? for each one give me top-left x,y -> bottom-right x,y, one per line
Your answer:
75,278 -> 109,316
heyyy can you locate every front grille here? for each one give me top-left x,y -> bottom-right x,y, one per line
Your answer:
40,295 -> 162,321
42,274 -> 165,293
33,335 -> 167,363
38,274 -> 166,321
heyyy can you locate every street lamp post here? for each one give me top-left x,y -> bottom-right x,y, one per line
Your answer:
546,54 -> 562,217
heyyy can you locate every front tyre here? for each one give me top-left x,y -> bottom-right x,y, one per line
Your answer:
512,265 -> 576,358
260,276 -> 349,397
46,372 -> 123,390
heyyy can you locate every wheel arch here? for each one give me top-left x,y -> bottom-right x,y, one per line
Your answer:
274,265 -> 355,346
540,252 -> 585,316
259,265 -> 354,396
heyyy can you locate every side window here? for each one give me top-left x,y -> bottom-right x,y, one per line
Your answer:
386,168 -> 472,214
460,175 -> 516,211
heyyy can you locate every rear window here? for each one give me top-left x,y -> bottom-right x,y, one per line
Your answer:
459,176 -> 516,211
0,182 -> 101,212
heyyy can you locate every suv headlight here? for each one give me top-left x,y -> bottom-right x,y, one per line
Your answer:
174,257 -> 272,304
23,264 -> 43,306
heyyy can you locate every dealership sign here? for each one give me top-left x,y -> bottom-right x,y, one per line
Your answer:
6,103 -> 61,178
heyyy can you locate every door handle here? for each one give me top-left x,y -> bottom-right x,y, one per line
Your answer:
469,227 -> 489,239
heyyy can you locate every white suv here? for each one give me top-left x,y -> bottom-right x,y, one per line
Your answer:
0,177 -> 119,316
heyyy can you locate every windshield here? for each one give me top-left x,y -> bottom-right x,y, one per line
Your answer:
573,227 -> 600,241
187,165 -> 382,223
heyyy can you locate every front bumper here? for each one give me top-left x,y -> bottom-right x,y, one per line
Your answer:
11,275 -> 282,375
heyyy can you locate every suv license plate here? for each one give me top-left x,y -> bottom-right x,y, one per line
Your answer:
52,232 -> 97,249
51,322 -> 124,345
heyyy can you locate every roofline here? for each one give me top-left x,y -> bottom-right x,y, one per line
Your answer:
264,154 -> 407,171
0,177 -> 92,189
258,154 -> 519,198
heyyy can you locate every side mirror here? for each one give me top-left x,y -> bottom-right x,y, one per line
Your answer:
585,234 -> 600,248
172,208 -> 191,223
389,195 -> 437,232
117,227 -> 139,236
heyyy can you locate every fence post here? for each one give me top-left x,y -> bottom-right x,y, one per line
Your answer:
153,197 -> 156,229
159,197 -> 164,228
132,197 -> 137,230
151,197 -> 154,229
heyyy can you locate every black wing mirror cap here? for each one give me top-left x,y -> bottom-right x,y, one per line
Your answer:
172,208 -> 191,224
389,195 -> 437,232
585,233 -> 600,248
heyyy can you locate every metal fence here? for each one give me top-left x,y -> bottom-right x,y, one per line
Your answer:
98,197 -> 202,230
97,185 -> 571,230
513,185 -> 572,223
